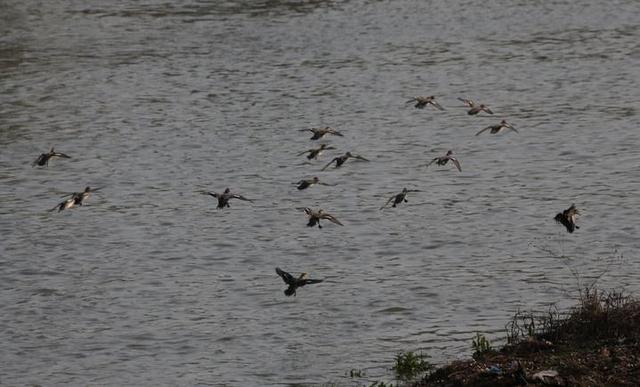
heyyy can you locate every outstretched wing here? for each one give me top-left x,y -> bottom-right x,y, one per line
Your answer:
53,152 -> 71,159
302,278 -> 324,285
322,213 -> 344,226
425,157 -> 439,168
380,195 -> 395,210
353,154 -> 369,161
508,125 -> 519,133
231,194 -> 253,202
297,149 -> 311,156
203,191 -> 219,198
321,158 -> 337,171
329,129 -> 344,137
457,97 -> 474,107
430,100 -> 445,111
475,126 -> 493,136
450,157 -> 462,172
483,107 -> 494,114
275,267 -> 295,285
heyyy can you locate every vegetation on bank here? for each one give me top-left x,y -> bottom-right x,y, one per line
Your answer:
412,286 -> 640,386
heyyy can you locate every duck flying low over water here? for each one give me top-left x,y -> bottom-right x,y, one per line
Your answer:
294,176 -> 334,190
380,188 -> 421,210
275,267 -> 324,297
321,152 -> 369,171
300,207 -> 343,228
425,150 -> 462,172
51,186 -> 101,212
202,188 -> 253,209
32,147 -> 71,167
475,120 -> 518,136
405,96 -> 445,110
457,97 -> 494,115
297,144 -> 336,160
300,127 -> 344,140
554,203 -> 580,233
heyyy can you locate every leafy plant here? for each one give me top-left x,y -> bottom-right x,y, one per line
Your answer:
471,333 -> 493,359
392,351 -> 433,381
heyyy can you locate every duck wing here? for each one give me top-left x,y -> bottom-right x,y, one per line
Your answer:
475,125 -> 493,136
430,100 -> 445,111
353,154 -> 369,161
230,193 -> 253,202
321,158 -> 337,171
321,213 -> 343,226
449,157 -> 462,172
425,157 -> 439,168
380,195 -> 395,210
457,97 -> 474,107
301,278 -> 324,286
276,267 -> 295,285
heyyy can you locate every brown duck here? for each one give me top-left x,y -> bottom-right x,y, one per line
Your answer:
425,150 -> 462,172
406,96 -> 445,110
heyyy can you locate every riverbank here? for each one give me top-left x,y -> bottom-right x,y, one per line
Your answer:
413,288 -> 640,386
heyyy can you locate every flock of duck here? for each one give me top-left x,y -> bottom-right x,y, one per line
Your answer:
34,96 -> 580,297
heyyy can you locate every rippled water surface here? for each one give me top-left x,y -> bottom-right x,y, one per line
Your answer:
1,0 -> 640,385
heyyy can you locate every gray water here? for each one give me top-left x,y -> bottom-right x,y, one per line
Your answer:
1,0 -> 639,385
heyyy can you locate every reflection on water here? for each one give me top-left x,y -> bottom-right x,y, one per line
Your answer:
1,0 -> 639,385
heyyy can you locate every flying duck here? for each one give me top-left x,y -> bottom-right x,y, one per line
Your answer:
380,188 -> 421,209
405,96 -> 445,110
475,120 -> 518,136
321,152 -> 369,171
294,176 -> 334,190
297,144 -> 336,160
32,147 -> 71,167
300,127 -> 344,140
457,97 -> 494,115
202,188 -> 253,209
554,204 -> 580,233
275,267 -> 324,297
425,150 -> 462,172
51,186 -> 101,212
301,207 -> 343,228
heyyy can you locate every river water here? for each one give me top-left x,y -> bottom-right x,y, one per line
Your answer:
1,0 -> 639,385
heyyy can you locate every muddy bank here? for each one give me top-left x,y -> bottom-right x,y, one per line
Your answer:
414,289 -> 640,386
